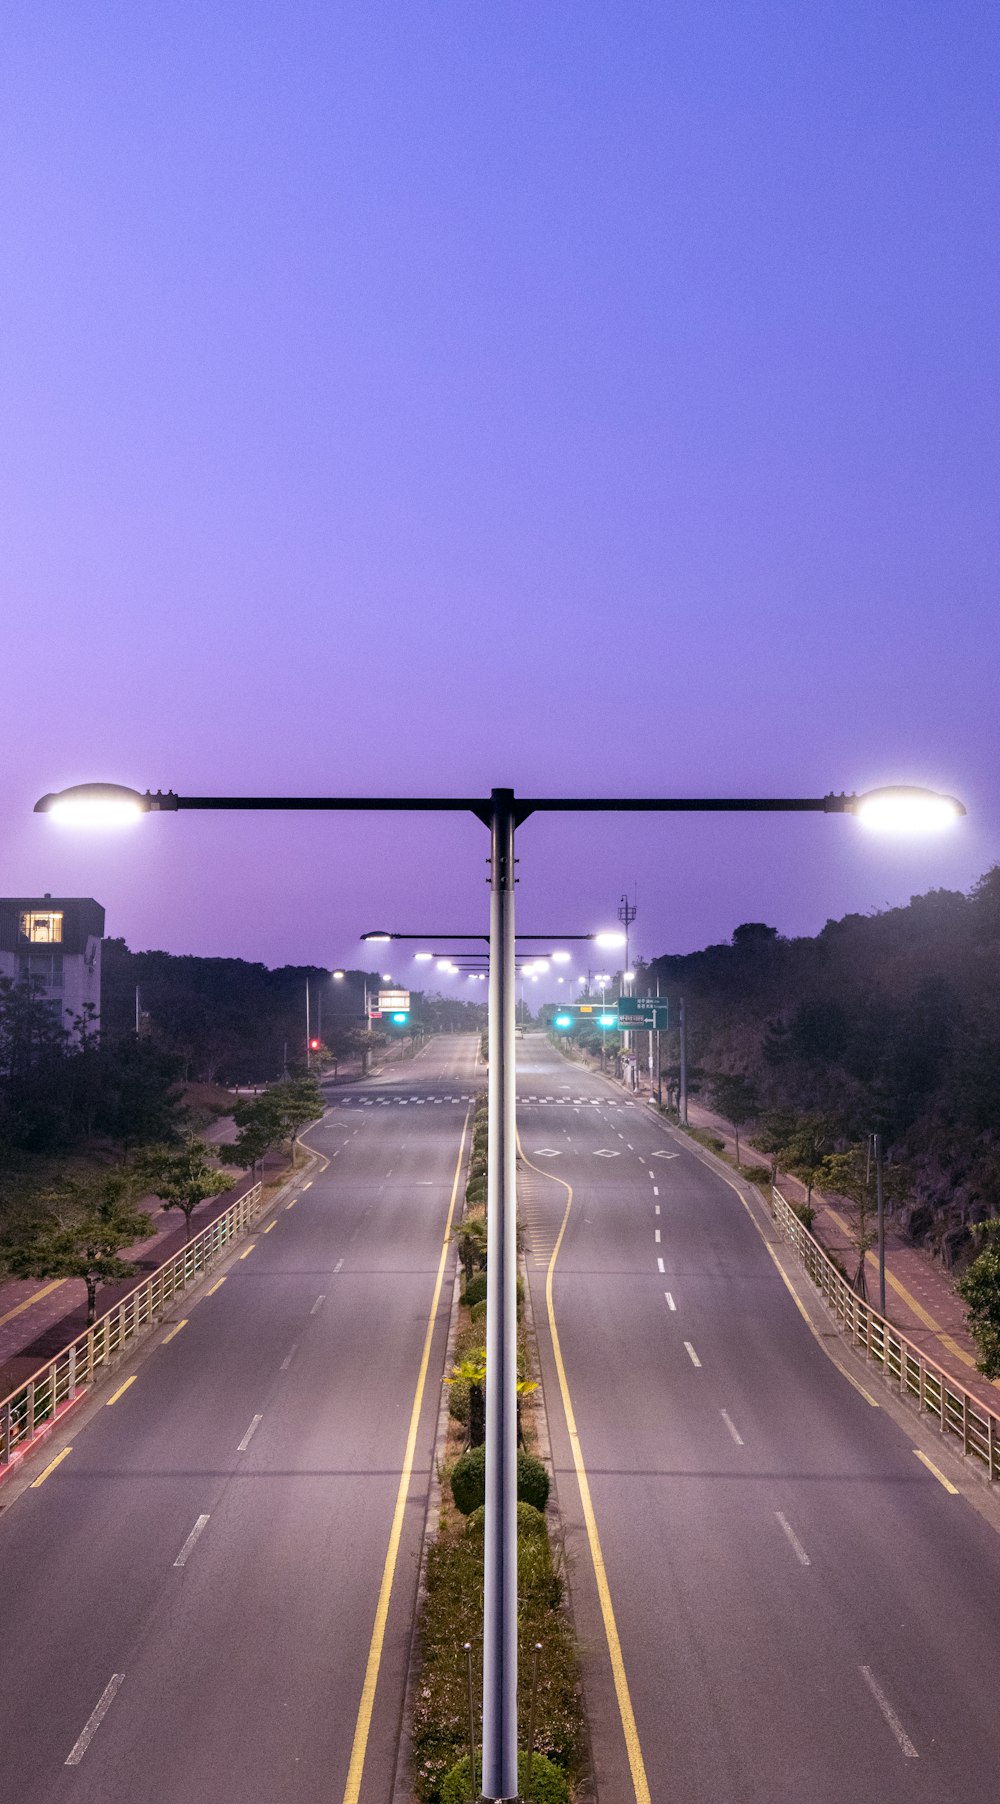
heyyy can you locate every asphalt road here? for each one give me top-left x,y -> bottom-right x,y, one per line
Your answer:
518,1033 -> 1000,1804
0,1034 -> 479,1804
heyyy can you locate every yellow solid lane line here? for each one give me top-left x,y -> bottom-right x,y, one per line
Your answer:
519,1135 -> 652,1804
31,1445 -> 73,1488
340,1104 -> 471,1804
0,1278 -> 65,1329
161,1318 -> 188,1345
914,1449 -> 959,1494
106,1376 -> 137,1407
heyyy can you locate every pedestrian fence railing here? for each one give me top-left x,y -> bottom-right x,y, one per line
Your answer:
0,1179 -> 264,1470
769,1185 -> 1000,1483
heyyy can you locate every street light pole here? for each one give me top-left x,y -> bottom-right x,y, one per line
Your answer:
484,788 -> 519,1800
34,777 -> 965,1804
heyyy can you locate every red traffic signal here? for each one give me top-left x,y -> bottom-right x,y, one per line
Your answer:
308,1038 -> 321,1051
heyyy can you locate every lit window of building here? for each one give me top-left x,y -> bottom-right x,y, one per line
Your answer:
20,910 -> 63,943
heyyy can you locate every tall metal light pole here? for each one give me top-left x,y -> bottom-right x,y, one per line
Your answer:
34,778 -> 964,1804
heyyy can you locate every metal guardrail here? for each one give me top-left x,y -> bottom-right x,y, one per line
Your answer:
0,1179 -> 264,1470
769,1185 -> 1000,1483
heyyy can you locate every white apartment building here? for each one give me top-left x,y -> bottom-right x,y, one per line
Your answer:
0,895 -> 105,1034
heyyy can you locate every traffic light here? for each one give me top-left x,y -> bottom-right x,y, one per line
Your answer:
553,1013 -> 574,1030
598,1014 -> 617,1028
309,1038 -> 321,1051
390,1010 -> 410,1025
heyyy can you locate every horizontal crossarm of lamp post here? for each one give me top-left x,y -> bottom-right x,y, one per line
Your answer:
35,782 -> 967,832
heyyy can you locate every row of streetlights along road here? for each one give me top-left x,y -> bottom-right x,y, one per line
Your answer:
35,780 -> 964,1803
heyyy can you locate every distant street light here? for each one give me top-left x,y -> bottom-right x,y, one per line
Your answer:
34,777 -> 966,1804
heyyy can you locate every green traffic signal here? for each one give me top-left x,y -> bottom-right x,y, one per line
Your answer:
553,1014 -> 574,1030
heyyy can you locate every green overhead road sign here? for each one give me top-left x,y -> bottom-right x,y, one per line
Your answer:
617,999 -> 670,1031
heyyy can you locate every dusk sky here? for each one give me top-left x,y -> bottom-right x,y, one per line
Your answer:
3,4 -> 997,985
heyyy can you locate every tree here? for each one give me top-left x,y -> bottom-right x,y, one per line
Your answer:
218,1092 -> 288,1174
455,1214 -> 487,1284
818,1146 -> 876,1296
139,1137 -> 236,1240
956,1222 -> 1000,1378
709,1073 -> 761,1166
272,1074 -> 325,1158
4,1171 -> 152,1324
783,1116 -> 835,1208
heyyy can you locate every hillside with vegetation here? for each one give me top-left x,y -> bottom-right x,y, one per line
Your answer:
645,867 -> 1000,1270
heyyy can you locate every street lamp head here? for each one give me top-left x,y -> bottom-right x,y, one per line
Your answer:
852,786 -> 966,833
414,952 -> 434,962
551,950 -> 572,964
34,782 -> 149,826
623,968 -> 635,982
594,930 -> 627,949
361,930 -> 394,943
332,969 -> 345,980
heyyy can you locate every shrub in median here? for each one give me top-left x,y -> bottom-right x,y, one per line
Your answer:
450,1445 -> 549,1516
461,1272 -> 488,1308
441,1751 -> 568,1804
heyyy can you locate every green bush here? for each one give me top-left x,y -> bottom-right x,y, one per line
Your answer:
440,1750 -> 568,1804
465,1178 -> 486,1205
447,1377 -> 470,1425
469,1299 -> 487,1323
742,1164 -> 771,1184
450,1445 -> 486,1514
791,1200 -> 817,1230
516,1451 -> 549,1512
450,1446 -> 549,1516
462,1273 -> 488,1308
465,1500 -> 547,1540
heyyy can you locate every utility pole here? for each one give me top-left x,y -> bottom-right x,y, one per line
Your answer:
305,978 -> 311,1066
874,1132 -> 886,1315
679,995 -> 688,1125
618,891 -> 637,1082
134,985 -> 141,1036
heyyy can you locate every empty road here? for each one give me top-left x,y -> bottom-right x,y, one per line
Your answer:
0,1035 -> 479,1804
519,1032 -> 1000,1804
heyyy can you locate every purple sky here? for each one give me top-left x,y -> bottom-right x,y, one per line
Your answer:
2,4 -> 997,991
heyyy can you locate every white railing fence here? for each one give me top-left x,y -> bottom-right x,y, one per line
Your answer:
1,1180 -> 264,1469
769,1186 -> 999,1483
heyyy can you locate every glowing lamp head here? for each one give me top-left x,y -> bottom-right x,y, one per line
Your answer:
36,782 -> 146,827
332,970 -> 345,980
594,930 -> 626,950
551,950 -> 572,964
598,1013 -> 617,1028
309,1038 -> 321,1051
853,787 -> 965,833
361,931 -> 393,944
554,1013 -> 574,1030
414,952 -> 433,963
